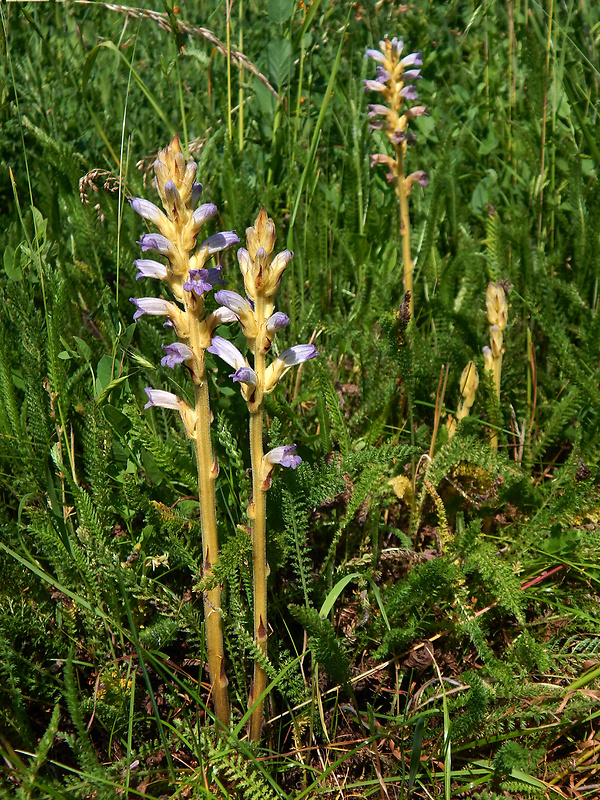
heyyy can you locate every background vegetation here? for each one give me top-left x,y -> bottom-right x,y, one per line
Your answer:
1,0 -> 600,797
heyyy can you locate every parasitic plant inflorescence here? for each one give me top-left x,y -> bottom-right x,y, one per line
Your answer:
208,208 -> 317,740
484,281 -> 508,451
447,361 -> 479,439
130,136 -> 239,729
365,36 -> 428,320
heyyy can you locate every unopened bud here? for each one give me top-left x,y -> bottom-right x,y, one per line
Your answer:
486,282 -> 507,330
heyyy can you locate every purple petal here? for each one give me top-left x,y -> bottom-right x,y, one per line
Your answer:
400,85 -> 419,100
265,444 -> 302,469
406,105 -> 428,118
363,79 -> 386,93
401,52 -> 422,67
183,276 -> 212,296
191,266 -> 226,287
230,366 -> 258,385
280,344 -> 318,367
191,182 -> 203,207
402,69 -> 422,80
130,198 -> 165,226
408,170 -> 429,187
139,233 -> 172,255
192,203 -> 217,226
130,296 -> 173,322
201,231 -> 240,255
144,388 -> 181,411
368,104 -> 389,116
135,259 -> 168,280
214,290 -> 252,316
210,307 -> 239,324
390,130 -> 407,145
206,335 -> 247,370
161,342 -> 194,369
390,37 -> 404,57
365,48 -> 385,63
266,312 -> 290,333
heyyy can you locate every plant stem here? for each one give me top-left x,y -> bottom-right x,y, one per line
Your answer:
238,0 -> 244,152
249,298 -> 267,742
189,311 -> 230,729
395,143 -> 414,318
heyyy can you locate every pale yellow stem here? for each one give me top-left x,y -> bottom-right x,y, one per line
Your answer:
395,143 -> 414,319
189,311 -> 230,729
249,298 -> 267,742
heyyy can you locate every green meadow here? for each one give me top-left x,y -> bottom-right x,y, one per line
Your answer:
1,1 -> 600,797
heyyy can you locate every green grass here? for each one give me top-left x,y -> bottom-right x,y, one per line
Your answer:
1,0 -> 600,797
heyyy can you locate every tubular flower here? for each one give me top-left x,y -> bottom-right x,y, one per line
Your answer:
135,259 -> 168,281
161,342 -> 194,369
259,444 -> 302,488
207,335 -> 258,386
265,444 -> 302,469
264,344 -> 318,392
214,290 -> 259,338
143,388 -> 198,439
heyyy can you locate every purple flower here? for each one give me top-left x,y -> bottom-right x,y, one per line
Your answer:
207,335 -> 257,385
365,48 -> 385,63
408,170 -> 429,187
403,69 -> 422,80
130,296 -> 177,322
161,342 -> 193,368
130,197 -> 166,227
139,233 -> 173,256
214,290 -> 253,317
192,203 -> 217,226
401,52 -> 422,67
144,388 -> 181,411
183,272 -> 212,296
265,444 -> 302,470
400,85 -> 419,100
368,104 -> 389,117
135,259 -> 168,280
278,344 -> 318,366
231,367 -> 258,386
213,290 -> 257,336
191,182 -> 203,207
406,105 -> 428,119
200,231 -> 240,255
183,267 -> 225,296
266,312 -> 290,333
363,79 -> 386,93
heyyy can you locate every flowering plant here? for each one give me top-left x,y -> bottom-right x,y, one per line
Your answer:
208,208 -> 317,740
365,36 -> 428,319
130,136 -> 238,728
130,141 -> 316,739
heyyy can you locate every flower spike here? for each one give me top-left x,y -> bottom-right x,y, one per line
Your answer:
364,34 -> 428,319
130,136 -> 232,728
